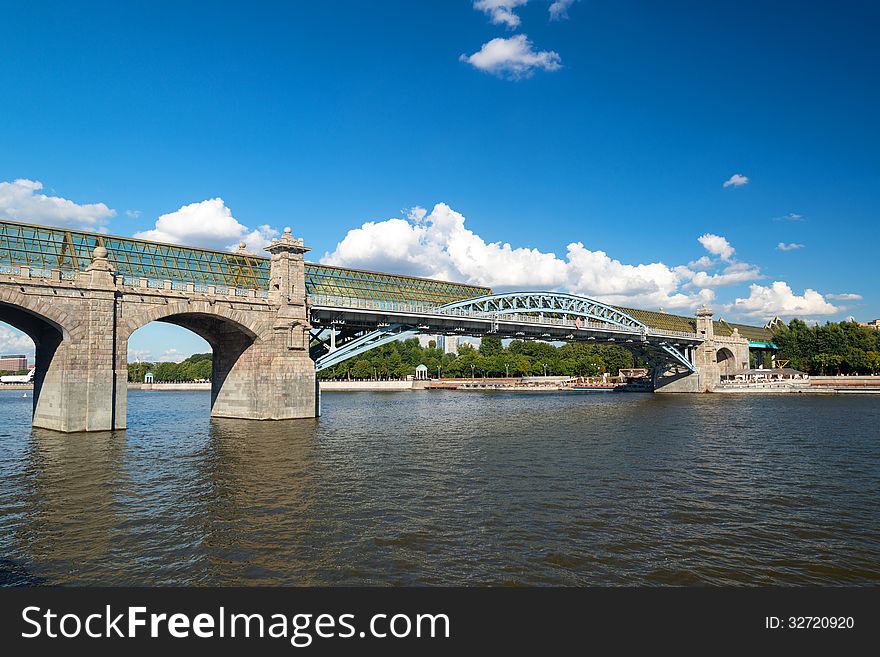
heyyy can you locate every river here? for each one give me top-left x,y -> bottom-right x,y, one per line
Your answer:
1,389 -> 878,586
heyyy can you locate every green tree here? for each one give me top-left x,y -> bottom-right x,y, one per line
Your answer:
350,359 -> 373,379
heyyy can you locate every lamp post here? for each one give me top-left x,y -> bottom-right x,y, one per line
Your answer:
542,363 -> 548,377
471,364 -> 475,379
437,365 -> 441,380
505,363 -> 510,377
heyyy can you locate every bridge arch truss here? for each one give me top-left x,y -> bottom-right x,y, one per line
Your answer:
311,291 -> 697,374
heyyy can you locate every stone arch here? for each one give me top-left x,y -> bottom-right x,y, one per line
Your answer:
0,287 -> 70,338
0,289 -> 74,424
122,300 -> 272,421
122,300 -> 265,343
716,347 -> 737,376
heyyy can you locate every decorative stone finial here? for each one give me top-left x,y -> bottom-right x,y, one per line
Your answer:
696,304 -> 713,317
86,244 -> 113,272
265,226 -> 311,255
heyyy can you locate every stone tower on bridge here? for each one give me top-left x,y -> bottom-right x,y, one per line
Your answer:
654,305 -> 750,393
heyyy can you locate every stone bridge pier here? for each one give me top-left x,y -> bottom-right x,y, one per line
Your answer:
0,230 -> 317,432
653,305 -> 750,392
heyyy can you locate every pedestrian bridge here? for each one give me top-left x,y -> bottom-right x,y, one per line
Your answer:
0,219 -> 774,431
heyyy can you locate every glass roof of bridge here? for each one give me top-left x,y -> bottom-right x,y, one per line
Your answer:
0,219 -> 490,305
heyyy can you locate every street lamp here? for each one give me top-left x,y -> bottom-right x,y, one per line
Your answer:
471,363 -> 475,379
505,363 -> 510,377
437,365 -> 441,379
542,363 -> 548,377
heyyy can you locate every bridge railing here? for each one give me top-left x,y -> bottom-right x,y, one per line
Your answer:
0,264 -> 79,281
118,275 -> 269,298
308,294 -> 700,340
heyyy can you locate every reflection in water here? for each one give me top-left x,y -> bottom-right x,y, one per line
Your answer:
1,389 -> 879,585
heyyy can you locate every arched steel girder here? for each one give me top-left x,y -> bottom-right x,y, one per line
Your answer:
312,291 -> 673,373
436,292 -> 646,332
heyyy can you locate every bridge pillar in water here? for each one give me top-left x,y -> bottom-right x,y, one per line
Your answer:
34,247 -> 123,432
654,305 -> 749,393
208,227 -> 317,420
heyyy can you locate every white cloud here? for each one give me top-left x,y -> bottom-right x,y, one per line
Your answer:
729,282 -> 839,319
134,198 -> 278,253
158,348 -> 187,363
0,325 -> 34,358
0,178 -> 115,231
773,212 -> 803,222
473,0 -> 529,28
776,242 -> 804,251
125,209 -> 142,218
127,348 -> 153,363
687,255 -> 714,270
460,35 -> 562,80
697,233 -> 735,261
826,293 -> 862,301
722,173 -> 749,188
549,0 -> 576,20
322,202 -> 707,310
688,261 -> 762,288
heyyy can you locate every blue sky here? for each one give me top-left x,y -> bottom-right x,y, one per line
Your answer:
1,1 -> 878,361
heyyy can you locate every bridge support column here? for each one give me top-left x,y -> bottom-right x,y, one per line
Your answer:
208,226 -> 317,421
654,305 -> 720,393
33,249 -> 125,432
210,324 -> 317,420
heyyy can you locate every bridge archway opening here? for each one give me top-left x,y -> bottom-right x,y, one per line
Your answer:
716,347 -> 737,376
125,311 -> 259,419
0,304 -> 64,421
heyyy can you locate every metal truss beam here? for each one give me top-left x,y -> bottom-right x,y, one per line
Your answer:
314,323 -> 417,372
656,343 -> 696,373
436,292 -> 647,332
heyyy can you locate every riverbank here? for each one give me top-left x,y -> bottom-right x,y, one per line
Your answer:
0,382 -> 212,391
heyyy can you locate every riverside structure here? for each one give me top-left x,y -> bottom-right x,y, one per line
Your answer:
0,218 -> 776,432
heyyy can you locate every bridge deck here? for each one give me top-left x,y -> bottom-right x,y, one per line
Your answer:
0,218 -> 772,340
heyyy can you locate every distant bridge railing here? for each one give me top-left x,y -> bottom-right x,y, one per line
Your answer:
308,294 -> 700,341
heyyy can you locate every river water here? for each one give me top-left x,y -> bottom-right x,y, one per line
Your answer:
1,389 -> 878,586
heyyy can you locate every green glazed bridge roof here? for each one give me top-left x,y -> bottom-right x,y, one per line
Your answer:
0,218 -> 772,338
0,218 -> 490,305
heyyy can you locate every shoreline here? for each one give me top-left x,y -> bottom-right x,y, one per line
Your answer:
3,376 -> 879,394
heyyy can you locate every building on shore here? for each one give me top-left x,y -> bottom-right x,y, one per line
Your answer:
0,354 -> 27,370
857,319 -> 880,329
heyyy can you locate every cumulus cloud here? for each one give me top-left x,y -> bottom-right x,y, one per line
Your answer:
0,178 -> 115,231
722,173 -> 749,188
729,282 -> 839,319
0,325 -> 34,357
134,198 -> 278,253
473,0 -> 529,28
776,242 -> 804,251
460,35 -> 562,80
158,348 -> 187,363
697,233 -> 735,261
549,0 -> 576,20
323,202 -> 715,310
826,293 -> 862,301
688,261 -> 762,288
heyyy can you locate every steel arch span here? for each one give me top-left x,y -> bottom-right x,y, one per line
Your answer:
435,292 -> 647,331
311,291 -> 684,373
